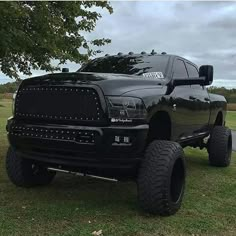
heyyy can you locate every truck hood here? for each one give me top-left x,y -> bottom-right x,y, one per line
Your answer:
21,72 -> 166,96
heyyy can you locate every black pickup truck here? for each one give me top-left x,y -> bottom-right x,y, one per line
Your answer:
6,52 -> 232,216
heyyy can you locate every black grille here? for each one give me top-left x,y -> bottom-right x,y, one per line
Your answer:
10,125 -> 99,144
15,86 -> 106,124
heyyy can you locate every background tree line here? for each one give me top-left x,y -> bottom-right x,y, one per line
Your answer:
208,87 -> 236,103
0,80 -> 22,94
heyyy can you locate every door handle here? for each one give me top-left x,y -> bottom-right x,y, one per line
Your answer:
189,95 -> 197,100
172,104 -> 177,111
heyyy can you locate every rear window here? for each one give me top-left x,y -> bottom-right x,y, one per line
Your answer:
79,55 -> 169,76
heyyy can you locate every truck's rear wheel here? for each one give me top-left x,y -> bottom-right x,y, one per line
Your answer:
208,126 -> 232,167
137,140 -> 186,216
6,147 -> 56,187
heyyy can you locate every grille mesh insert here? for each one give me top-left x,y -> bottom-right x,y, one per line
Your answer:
15,86 -> 106,123
10,125 -> 98,144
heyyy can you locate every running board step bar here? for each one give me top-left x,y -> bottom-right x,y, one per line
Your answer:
48,167 -> 118,182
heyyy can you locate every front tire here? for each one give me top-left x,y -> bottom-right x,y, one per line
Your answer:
137,140 -> 186,216
6,147 -> 56,188
208,126 -> 232,167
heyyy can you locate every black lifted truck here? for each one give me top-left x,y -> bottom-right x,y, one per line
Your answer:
6,51 -> 232,216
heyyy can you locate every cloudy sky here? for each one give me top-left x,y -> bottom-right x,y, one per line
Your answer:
1,1 -> 236,88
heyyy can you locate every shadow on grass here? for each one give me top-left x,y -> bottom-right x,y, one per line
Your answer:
185,154 -> 209,168
5,148 -> 232,219
6,173 -> 139,215
183,148 -> 209,169
7,152 -> 208,214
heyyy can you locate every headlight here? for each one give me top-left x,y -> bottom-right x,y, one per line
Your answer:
12,91 -> 17,115
106,96 -> 147,121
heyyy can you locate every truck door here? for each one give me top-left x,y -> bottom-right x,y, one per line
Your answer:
186,62 -> 211,134
170,59 -> 196,141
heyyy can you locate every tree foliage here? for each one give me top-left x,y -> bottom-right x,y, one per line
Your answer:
0,1 -> 113,80
0,81 -> 22,94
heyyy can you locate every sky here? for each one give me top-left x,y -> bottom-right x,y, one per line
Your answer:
1,1 -> 236,88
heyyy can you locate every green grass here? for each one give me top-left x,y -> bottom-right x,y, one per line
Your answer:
0,99 -> 236,236
226,111 -> 236,130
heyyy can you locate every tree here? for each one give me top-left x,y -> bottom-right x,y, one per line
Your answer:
0,80 -> 22,94
0,1 -> 113,80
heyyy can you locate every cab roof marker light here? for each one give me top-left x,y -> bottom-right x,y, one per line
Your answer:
151,49 -> 157,55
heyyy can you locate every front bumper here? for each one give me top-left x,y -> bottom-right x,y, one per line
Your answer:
7,118 -> 149,177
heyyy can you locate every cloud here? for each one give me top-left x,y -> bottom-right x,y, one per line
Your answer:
1,1 -> 236,88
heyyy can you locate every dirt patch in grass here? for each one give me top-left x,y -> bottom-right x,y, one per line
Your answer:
228,103 -> 236,111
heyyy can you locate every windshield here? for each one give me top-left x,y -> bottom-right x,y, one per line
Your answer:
79,55 -> 169,76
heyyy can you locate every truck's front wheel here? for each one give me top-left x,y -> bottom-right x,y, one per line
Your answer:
208,126 -> 232,167
137,140 -> 186,216
6,147 -> 56,188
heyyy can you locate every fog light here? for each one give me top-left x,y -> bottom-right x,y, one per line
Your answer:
113,135 -> 131,145
115,136 -> 120,142
124,136 -> 130,143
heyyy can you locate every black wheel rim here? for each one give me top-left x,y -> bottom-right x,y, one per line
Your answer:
170,158 -> 185,203
227,134 -> 232,162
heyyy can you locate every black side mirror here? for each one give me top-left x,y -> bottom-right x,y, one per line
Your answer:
199,65 -> 213,85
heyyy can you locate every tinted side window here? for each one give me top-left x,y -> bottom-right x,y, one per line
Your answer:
186,63 -> 199,78
173,60 -> 188,78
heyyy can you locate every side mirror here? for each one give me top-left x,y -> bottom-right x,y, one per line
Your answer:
199,65 -> 213,85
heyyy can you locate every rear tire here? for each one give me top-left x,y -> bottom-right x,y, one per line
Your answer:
6,147 -> 56,188
208,126 -> 232,167
137,140 -> 186,216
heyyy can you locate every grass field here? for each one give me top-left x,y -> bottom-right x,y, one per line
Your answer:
0,99 -> 236,236
226,111 -> 236,130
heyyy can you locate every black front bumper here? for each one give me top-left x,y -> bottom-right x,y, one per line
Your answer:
7,118 -> 149,177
